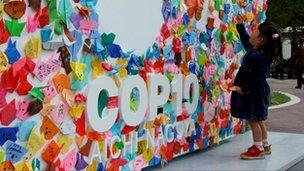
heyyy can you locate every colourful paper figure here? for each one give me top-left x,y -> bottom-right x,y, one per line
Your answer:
17,120 -> 36,142
53,73 -> 71,93
4,39 -> 21,64
40,116 -> 60,140
41,140 -> 63,164
4,19 -> 26,37
60,119 -> 76,135
49,103 -> 67,125
0,19 -> 10,45
58,0 -> 74,29
0,100 -> 16,126
70,61 -> 86,80
24,36 -> 42,59
4,140 -> 28,163
26,13 -> 39,33
68,30 -> 83,61
25,130 -> 45,161
4,0 -> 26,19
57,134 -> 73,154
62,148 -> 77,170
0,127 -> 18,146
0,51 -> 8,72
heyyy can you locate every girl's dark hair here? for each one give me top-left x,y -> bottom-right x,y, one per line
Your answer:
258,21 -> 283,65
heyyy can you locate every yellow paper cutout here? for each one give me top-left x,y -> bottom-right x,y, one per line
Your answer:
112,75 -> 120,87
69,105 -> 84,118
25,129 -> 45,161
91,57 -> 103,78
0,1 -> 3,19
57,134 -> 73,154
0,50 -> 8,72
246,12 -> 254,22
143,148 -> 153,163
70,61 -> 86,80
86,159 -> 97,171
15,161 -> 32,171
115,58 -> 128,67
24,36 -> 42,59
137,140 -> 147,155
118,68 -> 128,78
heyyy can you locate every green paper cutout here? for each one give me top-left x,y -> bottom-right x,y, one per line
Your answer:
29,86 -> 47,101
114,141 -> 124,150
198,52 -> 206,66
4,19 -> 26,37
101,33 -> 116,45
0,148 -> 5,163
48,0 -> 63,35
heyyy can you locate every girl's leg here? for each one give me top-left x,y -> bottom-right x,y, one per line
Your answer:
259,121 -> 269,146
248,120 -> 263,150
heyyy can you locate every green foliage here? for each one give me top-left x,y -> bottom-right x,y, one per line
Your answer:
270,92 -> 291,106
267,0 -> 304,29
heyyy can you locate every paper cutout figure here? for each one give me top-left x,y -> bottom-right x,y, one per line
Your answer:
4,140 -> 28,163
42,80 -> 58,100
4,19 -> 26,37
4,39 -> 21,64
0,127 -> 18,146
26,13 -> 39,33
75,152 -> 88,170
53,73 -> 71,92
0,1 -> 3,19
0,100 -> 16,126
70,12 -> 84,29
36,6 -> 49,28
27,99 -> 43,116
42,140 -> 62,164
32,158 -> 41,170
24,130 -> 45,161
49,103 -> 67,125
34,52 -> 61,81
57,134 -> 73,154
58,0 -> 74,29
40,116 -> 59,140
70,61 -> 86,80
29,86 -> 45,101
60,119 -> 76,135
0,51 -> 8,72
17,120 -> 36,142
16,78 -> 33,95
24,36 -> 42,59
0,160 -> 15,170
79,19 -> 98,36
61,88 -> 75,107
40,103 -> 56,117
0,20 -> 10,45
63,148 -> 77,170
68,30 -> 83,61
15,161 -> 32,171
4,0 -> 26,19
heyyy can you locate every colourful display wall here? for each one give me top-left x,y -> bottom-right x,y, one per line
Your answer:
0,0 -> 267,170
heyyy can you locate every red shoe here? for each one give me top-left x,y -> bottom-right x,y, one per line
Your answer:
240,145 -> 265,160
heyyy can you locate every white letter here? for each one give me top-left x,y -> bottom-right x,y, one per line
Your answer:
183,74 -> 199,114
88,141 -> 102,164
87,76 -> 118,132
171,74 -> 183,115
120,75 -> 148,126
147,74 -> 170,121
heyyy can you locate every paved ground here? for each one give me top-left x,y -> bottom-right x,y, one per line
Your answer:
266,78 -> 304,170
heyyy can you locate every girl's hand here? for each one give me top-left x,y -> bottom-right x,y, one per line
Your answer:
230,86 -> 245,95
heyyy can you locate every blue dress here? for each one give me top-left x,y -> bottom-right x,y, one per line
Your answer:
230,24 -> 270,121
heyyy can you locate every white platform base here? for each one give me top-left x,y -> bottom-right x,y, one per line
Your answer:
145,132 -> 304,171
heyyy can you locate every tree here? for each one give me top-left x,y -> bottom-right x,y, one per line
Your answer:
267,0 -> 304,53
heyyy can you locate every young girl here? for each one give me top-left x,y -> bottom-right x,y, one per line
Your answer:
230,21 -> 282,160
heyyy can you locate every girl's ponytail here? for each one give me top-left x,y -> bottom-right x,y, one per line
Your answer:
258,21 -> 283,66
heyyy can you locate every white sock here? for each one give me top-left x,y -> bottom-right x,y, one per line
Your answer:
254,141 -> 264,151
263,139 -> 269,147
